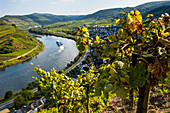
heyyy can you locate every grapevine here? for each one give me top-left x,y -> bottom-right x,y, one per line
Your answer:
34,10 -> 169,113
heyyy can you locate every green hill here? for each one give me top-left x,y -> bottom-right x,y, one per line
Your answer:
25,13 -> 71,25
1,13 -> 76,30
1,1 -> 169,31
31,1 -> 170,35
142,5 -> 170,18
1,15 -> 39,30
83,1 -> 170,20
0,21 -> 38,62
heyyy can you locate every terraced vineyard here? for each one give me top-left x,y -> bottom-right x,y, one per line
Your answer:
0,25 -> 15,40
0,23 -> 38,64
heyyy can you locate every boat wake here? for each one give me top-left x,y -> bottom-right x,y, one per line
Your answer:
48,45 -> 64,57
58,45 -> 64,53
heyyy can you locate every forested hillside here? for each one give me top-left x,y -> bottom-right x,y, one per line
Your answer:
30,0 -> 170,35
1,1 -> 169,30
25,13 -> 71,25
142,5 -> 170,18
1,13 -> 83,30
83,1 -> 170,20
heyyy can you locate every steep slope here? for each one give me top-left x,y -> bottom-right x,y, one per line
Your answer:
0,21 -> 38,62
142,5 -> 170,18
37,1 -> 170,32
83,1 -> 170,20
2,1 -> 169,31
1,15 -> 39,30
68,15 -> 86,20
25,13 -> 71,25
1,13 -> 73,30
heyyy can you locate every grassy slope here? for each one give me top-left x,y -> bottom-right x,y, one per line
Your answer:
0,23 -> 38,63
1,15 -> 39,30
1,13 -> 73,30
25,13 -> 71,25
33,19 -> 113,36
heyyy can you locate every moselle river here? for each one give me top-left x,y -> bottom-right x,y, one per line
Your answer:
0,35 -> 79,98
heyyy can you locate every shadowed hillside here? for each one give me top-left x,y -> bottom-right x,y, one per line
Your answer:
83,1 -> 170,20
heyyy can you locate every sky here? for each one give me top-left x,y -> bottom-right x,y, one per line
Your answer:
0,0 -> 167,17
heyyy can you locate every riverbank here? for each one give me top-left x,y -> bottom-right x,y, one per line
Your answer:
0,38 -> 44,70
23,30 -> 84,76
61,52 -> 84,74
28,30 -> 85,76
29,28 -> 76,41
0,34 -> 80,110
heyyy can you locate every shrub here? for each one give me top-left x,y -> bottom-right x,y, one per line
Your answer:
4,90 -> 13,99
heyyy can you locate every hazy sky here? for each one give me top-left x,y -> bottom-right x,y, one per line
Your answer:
0,0 -> 166,17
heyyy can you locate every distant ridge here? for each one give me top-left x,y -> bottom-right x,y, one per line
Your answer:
1,13 -> 84,30
82,1 -> 170,20
1,0 -> 170,30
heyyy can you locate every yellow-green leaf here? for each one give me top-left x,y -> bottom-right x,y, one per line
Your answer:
96,35 -> 100,43
146,14 -> 154,18
108,35 -> 117,42
116,18 -> 121,25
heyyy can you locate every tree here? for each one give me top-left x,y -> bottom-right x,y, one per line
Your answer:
11,24 -> 17,28
14,95 -> 25,109
4,90 -> 13,99
14,90 -> 34,109
21,90 -> 34,101
27,82 -> 34,90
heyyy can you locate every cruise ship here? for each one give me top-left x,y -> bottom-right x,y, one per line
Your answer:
56,40 -> 63,47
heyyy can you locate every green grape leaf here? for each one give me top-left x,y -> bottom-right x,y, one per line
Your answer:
94,83 -> 102,96
115,84 -> 129,98
109,42 -> 120,49
165,72 -> 170,87
109,67 -> 117,77
103,90 -> 109,99
77,42 -> 87,53
104,84 -> 113,92
99,70 -> 110,80
98,79 -> 110,86
129,64 -> 146,88
143,54 -> 153,57
108,35 -> 117,42
119,70 -> 127,76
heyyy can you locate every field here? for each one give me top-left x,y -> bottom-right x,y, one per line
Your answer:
44,19 -> 114,32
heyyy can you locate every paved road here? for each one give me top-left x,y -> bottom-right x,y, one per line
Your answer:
0,88 -> 38,111
64,47 -> 90,74
0,99 -> 14,111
